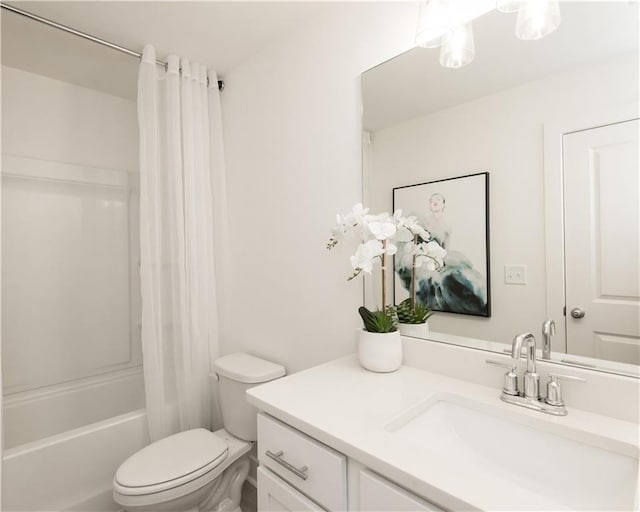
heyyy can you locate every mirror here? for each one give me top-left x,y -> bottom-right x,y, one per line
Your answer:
362,2 -> 639,376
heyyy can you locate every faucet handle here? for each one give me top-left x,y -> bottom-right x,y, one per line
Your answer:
545,372 -> 586,407
485,360 -> 519,396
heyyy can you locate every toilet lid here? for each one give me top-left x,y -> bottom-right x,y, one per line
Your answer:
115,428 -> 228,489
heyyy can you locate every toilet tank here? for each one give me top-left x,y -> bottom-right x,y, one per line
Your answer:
214,353 -> 285,441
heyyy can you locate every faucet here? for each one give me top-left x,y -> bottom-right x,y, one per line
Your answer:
511,333 -> 539,399
542,320 -> 555,359
486,332 -> 586,416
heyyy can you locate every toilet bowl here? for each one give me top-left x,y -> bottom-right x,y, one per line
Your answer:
113,353 -> 285,512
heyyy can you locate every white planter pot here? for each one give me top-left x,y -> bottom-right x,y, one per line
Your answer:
398,322 -> 429,338
357,329 -> 403,373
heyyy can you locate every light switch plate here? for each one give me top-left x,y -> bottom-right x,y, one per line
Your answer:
504,264 -> 527,285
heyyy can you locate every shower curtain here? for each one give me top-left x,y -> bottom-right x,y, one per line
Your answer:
137,45 -> 226,442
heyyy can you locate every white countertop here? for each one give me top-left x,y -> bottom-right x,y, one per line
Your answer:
247,355 -> 639,511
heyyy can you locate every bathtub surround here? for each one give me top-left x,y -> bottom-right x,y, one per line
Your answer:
1,76 -> 141,418
1,63 -> 145,510
138,45 -> 227,442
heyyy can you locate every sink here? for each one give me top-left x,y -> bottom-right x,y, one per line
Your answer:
386,393 -> 639,511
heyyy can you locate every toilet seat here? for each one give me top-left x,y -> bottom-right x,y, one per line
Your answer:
114,428 -> 228,497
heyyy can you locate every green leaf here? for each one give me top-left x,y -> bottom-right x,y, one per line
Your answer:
358,306 -> 398,333
395,298 -> 433,324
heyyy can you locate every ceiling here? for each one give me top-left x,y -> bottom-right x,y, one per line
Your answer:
363,1 -> 640,132
1,1 -> 331,100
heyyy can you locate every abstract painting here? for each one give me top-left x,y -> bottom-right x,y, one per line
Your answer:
393,172 -> 491,317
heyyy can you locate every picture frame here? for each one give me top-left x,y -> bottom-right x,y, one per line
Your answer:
393,172 -> 491,317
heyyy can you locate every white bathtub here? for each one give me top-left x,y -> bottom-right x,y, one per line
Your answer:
3,368 -> 146,449
2,409 -> 150,511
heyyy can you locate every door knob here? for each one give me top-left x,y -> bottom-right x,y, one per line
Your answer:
570,308 -> 585,319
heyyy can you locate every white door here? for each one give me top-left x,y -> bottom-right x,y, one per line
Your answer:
257,467 -> 325,512
563,119 -> 640,364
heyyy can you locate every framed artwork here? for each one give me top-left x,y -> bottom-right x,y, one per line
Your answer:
393,172 -> 491,317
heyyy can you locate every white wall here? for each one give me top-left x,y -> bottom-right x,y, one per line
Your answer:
368,54 -> 637,344
221,3 -> 418,373
1,65 -> 138,170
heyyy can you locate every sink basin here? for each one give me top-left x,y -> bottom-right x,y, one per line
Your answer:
386,393 -> 638,511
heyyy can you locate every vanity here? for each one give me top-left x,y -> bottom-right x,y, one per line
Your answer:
247,341 -> 640,512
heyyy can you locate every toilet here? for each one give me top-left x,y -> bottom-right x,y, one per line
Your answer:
113,353 -> 285,512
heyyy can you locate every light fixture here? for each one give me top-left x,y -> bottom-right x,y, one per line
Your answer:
496,0 -> 522,14
415,0 -> 453,48
515,0 -> 561,40
439,23 -> 475,68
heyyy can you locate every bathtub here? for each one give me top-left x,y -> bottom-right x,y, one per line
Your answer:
2,409 -> 150,511
3,368 -> 145,449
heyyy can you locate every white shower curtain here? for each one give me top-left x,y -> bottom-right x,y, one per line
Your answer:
137,45 -> 224,442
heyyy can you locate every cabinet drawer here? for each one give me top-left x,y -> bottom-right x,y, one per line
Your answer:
359,469 -> 444,512
258,467 -> 325,511
258,413 -> 347,511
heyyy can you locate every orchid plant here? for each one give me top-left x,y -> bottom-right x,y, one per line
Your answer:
327,204 -> 446,332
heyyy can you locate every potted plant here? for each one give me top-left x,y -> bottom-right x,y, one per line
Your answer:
327,204 -> 444,372
394,236 -> 446,337
396,298 -> 433,337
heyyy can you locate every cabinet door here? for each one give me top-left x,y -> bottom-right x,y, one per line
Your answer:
359,469 -> 444,512
258,467 -> 325,512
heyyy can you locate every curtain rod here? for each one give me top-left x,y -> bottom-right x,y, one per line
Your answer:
0,2 -> 225,91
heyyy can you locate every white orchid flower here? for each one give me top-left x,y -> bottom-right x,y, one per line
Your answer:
395,213 -> 431,241
350,239 -> 384,274
365,212 -> 397,240
413,240 -> 446,270
340,203 -> 370,228
386,242 -> 398,256
351,203 -> 369,224
368,221 -> 396,240
328,204 -> 371,249
424,240 -> 447,259
392,227 -> 413,243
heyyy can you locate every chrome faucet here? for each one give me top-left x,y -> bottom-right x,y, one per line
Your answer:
486,332 -> 586,416
511,333 -> 539,399
542,320 -> 555,359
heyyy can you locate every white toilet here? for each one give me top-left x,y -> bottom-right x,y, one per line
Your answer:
113,353 -> 285,512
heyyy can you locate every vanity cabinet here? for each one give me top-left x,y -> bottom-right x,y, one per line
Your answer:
357,469 -> 443,512
256,413 -> 444,512
257,466 -> 324,511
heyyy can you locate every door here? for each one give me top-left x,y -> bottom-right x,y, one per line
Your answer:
563,119 -> 640,364
257,467 -> 325,512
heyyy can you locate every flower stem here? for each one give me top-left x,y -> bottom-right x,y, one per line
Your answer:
381,239 -> 387,309
411,234 -> 418,311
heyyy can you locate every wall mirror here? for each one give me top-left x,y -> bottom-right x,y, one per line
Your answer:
362,1 -> 639,377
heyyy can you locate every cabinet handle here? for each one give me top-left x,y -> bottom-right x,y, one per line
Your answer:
265,449 -> 309,480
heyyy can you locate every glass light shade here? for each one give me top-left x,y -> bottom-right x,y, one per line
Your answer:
496,0 -> 522,13
515,0 -> 561,40
439,23 -> 475,68
415,0 -> 452,48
